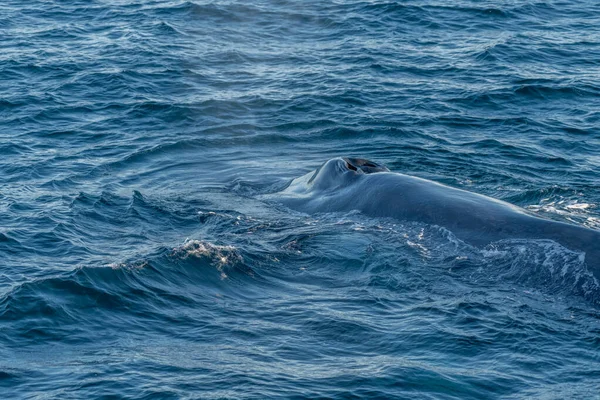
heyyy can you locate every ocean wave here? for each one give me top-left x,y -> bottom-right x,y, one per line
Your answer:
2,0 -> 600,396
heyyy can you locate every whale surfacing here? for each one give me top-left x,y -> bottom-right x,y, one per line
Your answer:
271,157 -> 600,279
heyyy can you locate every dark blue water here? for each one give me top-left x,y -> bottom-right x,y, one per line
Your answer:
2,0 -> 600,398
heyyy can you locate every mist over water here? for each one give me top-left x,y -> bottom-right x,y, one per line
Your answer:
1,0 -> 600,398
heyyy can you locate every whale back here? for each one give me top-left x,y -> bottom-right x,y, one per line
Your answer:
270,157 -> 600,281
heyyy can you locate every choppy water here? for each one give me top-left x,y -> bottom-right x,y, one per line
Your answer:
2,0 -> 600,398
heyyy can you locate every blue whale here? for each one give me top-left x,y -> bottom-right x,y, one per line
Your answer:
271,157 -> 600,279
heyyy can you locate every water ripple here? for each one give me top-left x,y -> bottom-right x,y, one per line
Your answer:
1,0 -> 600,398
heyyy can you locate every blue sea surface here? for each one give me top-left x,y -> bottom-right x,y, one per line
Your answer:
1,0 -> 600,398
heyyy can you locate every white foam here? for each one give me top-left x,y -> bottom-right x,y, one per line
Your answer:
526,199 -> 599,228
104,261 -> 148,270
172,239 -> 242,279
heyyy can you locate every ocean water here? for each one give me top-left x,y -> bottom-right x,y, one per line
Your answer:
1,0 -> 600,398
